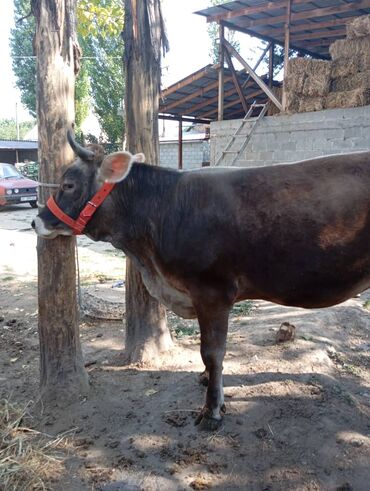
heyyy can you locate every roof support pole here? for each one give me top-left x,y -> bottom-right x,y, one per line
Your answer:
178,117 -> 183,170
282,0 -> 292,111
224,48 -> 249,115
269,43 -> 274,88
218,23 -> 225,121
224,39 -> 282,111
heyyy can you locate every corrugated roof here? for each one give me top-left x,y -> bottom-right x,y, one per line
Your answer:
0,140 -> 38,150
159,64 -> 280,121
195,0 -> 370,59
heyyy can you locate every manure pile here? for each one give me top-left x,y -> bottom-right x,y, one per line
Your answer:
285,14 -> 370,113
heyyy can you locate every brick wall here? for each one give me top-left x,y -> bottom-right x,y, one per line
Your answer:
211,105 -> 370,167
160,140 -> 210,169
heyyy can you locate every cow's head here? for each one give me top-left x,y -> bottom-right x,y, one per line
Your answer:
32,130 -> 145,238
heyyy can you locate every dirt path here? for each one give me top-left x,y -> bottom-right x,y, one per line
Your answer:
1,205 -> 370,490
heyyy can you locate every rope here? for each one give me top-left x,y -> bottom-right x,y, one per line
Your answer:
75,238 -> 83,316
38,183 -> 59,188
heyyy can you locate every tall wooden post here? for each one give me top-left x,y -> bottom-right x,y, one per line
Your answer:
32,0 -> 89,403
218,23 -> 225,121
268,43 -> 274,88
178,118 -> 183,170
282,0 -> 292,111
123,0 -> 173,363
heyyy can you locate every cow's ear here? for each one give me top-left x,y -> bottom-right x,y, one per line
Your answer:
99,151 -> 134,183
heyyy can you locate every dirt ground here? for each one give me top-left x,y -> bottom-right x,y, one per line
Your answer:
1,204 -> 370,491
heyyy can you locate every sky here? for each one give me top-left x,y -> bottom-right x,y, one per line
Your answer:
0,0 -> 261,125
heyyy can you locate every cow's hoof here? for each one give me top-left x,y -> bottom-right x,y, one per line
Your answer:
198,370 -> 209,386
194,407 -> 223,431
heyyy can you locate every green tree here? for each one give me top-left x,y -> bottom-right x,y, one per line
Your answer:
0,118 -> 36,140
10,0 -> 124,143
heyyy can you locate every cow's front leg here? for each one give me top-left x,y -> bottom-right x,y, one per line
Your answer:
194,306 -> 229,430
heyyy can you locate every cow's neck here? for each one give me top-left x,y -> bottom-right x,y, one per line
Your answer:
86,163 -> 180,254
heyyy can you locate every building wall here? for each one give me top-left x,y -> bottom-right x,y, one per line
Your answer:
160,140 -> 210,169
210,105 -> 370,167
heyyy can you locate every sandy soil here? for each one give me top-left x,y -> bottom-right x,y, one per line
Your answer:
1,204 -> 370,490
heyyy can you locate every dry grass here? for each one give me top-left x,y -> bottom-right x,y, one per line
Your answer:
347,14 -> 370,39
0,399 -> 69,491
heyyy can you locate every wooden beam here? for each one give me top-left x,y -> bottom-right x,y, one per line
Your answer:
181,78 -> 257,115
291,27 -> 346,42
161,64 -> 218,98
160,73 -> 235,113
158,114 -> 211,124
224,48 -> 249,115
224,39 -> 282,111
302,37 -> 343,47
234,0 -> 370,29
257,16 -> 359,38
178,118 -> 183,170
206,0 -> 310,23
282,0 -> 292,112
218,24 -> 225,121
268,43 -> 274,88
202,88 -> 263,118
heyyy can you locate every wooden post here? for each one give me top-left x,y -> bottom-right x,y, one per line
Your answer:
218,23 -> 225,121
282,0 -> 292,111
268,43 -> 274,88
33,0 -> 89,403
123,0 -> 173,364
178,118 -> 183,170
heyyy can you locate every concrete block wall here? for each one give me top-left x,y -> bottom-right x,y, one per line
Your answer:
211,105 -> 370,167
160,140 -> 210,169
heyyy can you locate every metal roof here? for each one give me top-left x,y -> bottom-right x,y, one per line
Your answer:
195,0 -> 370,59
0,140 -> 38,150
159,64 -> 280,121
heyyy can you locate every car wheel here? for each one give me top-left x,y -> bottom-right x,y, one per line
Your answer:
30,201 -> 38,208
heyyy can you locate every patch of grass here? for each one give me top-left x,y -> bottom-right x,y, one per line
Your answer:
0,399 -> 67,490
2,276 -> 15,282
174,323 -> 199,338
231,300 -> 253,317
363,299 -> 370,310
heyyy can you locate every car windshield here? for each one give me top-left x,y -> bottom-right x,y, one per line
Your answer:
0,164 -> 22,179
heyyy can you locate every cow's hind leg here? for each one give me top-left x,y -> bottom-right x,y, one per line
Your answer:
194,305 -> 229,430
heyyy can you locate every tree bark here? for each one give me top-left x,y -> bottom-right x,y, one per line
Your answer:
123,0 -> 173,363
32,0 -> 89,403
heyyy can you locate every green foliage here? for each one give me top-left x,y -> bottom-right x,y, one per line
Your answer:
10,0 -> 37,116
77,0 -> 124,38
82,34 -> 124,144
207,0 -> 240,64
10,0 -> 125,144
0,119 -> 35,140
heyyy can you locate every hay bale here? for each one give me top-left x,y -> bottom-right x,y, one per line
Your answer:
331,59 -> 360,79
286,58 -> 331,97
326,88 -> 370,109
346,14 -> 370,39
268,86 -> 283,116
331,70 -> 370,92
330,37 -> 370,70
298,97 -> 325,113
284,91 -> 300,113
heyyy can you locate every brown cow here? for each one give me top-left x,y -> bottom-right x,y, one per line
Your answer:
32,132 -> 370,429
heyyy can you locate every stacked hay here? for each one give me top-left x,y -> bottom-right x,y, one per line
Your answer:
283,15 -> 370,113
267,86 -> 282,116
329,15 -> 370,109
284,58 -> 331,113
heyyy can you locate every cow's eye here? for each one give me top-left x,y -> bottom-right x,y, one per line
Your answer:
62,183 -> 75,191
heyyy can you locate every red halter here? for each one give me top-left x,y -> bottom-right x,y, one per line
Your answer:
46,182 -> 115,235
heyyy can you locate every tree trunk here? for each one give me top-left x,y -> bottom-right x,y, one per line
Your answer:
32,0 -> 89,403
123,0 -> 173,363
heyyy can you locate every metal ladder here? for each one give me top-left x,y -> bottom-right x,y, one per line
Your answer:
215,102 -> 268,167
